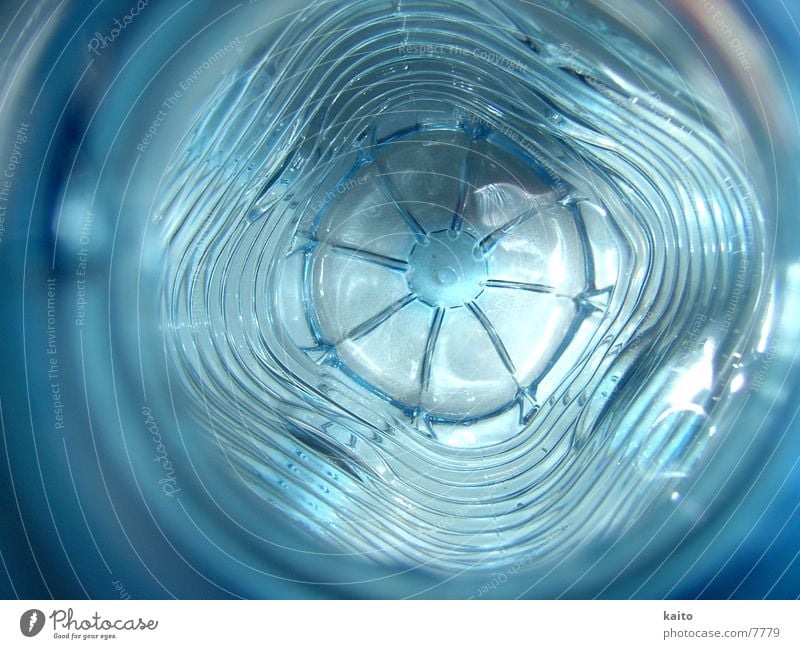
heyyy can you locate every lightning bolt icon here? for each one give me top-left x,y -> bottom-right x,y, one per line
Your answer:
28,611 -> 38,632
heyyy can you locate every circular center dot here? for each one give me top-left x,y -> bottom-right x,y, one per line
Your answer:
407,230 -> 487,307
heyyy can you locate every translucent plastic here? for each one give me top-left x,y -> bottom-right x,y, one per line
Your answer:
3,0 -> 799,598
160,0 -> 771,569
289,126 -> 597,439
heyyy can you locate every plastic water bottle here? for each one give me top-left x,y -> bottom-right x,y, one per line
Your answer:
1,0 -> 799,598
